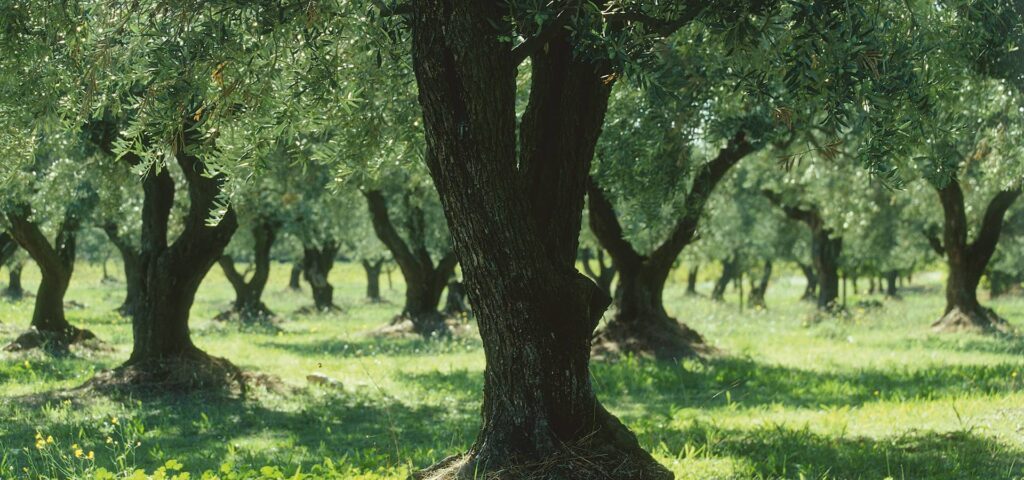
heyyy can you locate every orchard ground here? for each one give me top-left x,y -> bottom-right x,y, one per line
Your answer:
1,262 -> 1023,480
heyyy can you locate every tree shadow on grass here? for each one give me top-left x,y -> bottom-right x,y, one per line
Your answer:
589,356 -> 1024,412
259,335 -> 481,359
654,421 -> 1024,480
0,387 -> 477,475
893,333 -> 1024,356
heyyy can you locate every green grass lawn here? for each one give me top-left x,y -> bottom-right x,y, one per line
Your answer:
1,262 -> 1023,479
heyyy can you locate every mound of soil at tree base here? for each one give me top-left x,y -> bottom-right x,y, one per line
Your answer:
932,306 -> 1013,334
81,350 -> 253,396
591,319 -> 718,362
3,327 -> 104,354
413,430 -> 673,480
293,304 -> 344,315
370,315 -> 475,339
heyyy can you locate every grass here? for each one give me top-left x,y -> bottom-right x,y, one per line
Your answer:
1,261 -> 1023,479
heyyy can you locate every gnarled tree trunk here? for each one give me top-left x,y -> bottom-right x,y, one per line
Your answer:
219,219 -> 279,322
365,190 -> 457,337
301,240 -> 339,312
765,192 -> 842,311
588,133 -> 751,360
4,206 -> 96,351
409,4 -> 675,478
83,129 -> 241,392
931,181 -> 1019,332
885,270 -> 900,298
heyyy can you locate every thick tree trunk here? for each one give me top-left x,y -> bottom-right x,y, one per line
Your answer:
685,265 -> 699,295
932,181 -> 1019,332
4,208 -> 96,351
218,220 -> 278,322
85,137 -> 242,392
409,4 -> 672,478
288,263 -> 302,290
362,259 -> 384,303
5,263 -> 25,300
812,230 -> 843,311
587,132 -> 751,360
748,260 -> 772,309
302,241 -> 339,312
885,270 -> 900,298
797,261 -> 817,301
365,190 -> 457,337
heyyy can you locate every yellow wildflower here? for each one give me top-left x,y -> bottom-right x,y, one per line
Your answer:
87,451 -> 94,460
111,417 -> 119,425
74,448 -> 84,458
106,437 -> 113,444
46,436 -> 53,444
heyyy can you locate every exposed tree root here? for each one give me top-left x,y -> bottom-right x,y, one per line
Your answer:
3,326 -> 102,354
592,315 -> 716,361
414,417 -> 672,480
81,349 -> 249,396
932,306 -> 1013,334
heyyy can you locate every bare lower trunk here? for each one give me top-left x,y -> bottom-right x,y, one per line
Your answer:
748,260 -> 772,309
711,257 -> 739,301
443,280 -> 469,317
931,182 -> 1018,332
885,270 -> 900,298
594,263 -> 711,360
362,259 -> 384,303
797,261 -> 817,301
5,207 -> 96,351
410,4 -> 671,477
685,265 -> 699,295
219,221 -> 278,322
5,263 -> 25,299
814,233 -> 842,311
302,242 -> 339,312
288,263 -> 302,290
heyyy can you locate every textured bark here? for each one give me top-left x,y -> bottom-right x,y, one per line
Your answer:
931,181 -> 1019,332
301,240 -> 339,312
219,219 -> 279,322
103,224 -> 142,318
764,192 -> 842,311
362,258 -> 385,303
365,190 -> 457,337
748,260 -> 772,309
410,2 -> 673,477
117,139 -> 239,381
